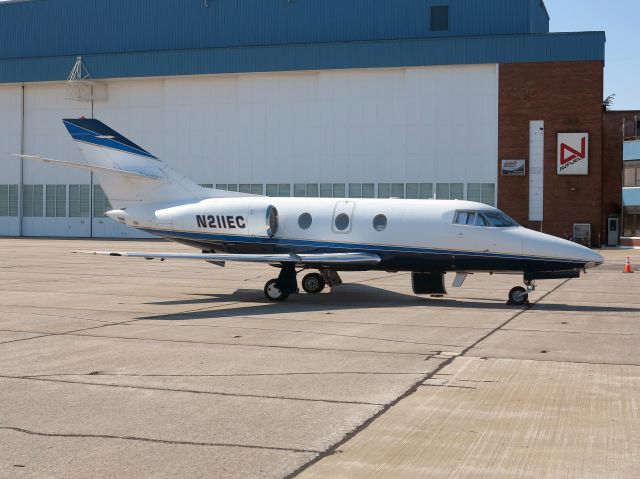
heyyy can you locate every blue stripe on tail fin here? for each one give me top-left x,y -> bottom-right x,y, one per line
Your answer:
63,118 -> 158,160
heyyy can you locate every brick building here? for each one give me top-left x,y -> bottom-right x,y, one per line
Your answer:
0,0 -> 619,245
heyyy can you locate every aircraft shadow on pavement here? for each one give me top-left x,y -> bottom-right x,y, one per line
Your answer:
140,283 -> 640,322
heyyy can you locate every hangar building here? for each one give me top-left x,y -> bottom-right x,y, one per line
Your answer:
0,0 -> 615,244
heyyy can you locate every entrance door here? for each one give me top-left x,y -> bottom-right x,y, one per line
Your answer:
608,217 -> 619,246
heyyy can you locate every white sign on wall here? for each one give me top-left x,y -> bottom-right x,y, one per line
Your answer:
501,159 -> 526,176
557,133 -> 589,175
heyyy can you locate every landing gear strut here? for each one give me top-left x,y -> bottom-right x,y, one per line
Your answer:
508,280 -> 536,306
264,267 -> 342,301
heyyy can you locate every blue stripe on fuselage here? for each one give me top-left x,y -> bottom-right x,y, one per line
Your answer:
137,227 -> 584,264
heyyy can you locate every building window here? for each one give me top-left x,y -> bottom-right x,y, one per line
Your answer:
436,183 -> 464,200
294,184 -> 306,197
320,183 -> 345,198
215,184 -> 238,192
378,183 -> 404,198
237,184 -> 264,195
623,210 -> 640,237
623,160 -> 640,187
320,184 -> 332,198
93,184 -> 112,218
266,184 -> 290,197
0,185 -> 18,217
430,5 -> 449,32
306,184 -> 319,197
200,184 -> 213,189
378,184 -> 391,198
467,183 -> 496,206
406,183 -> 433,199
45,184 -> 67,218
349,183 -> 361,198
23,184 -> 43,217
295,184 -> 321,197
348,183 -> 375,198
69,185 -> 91,218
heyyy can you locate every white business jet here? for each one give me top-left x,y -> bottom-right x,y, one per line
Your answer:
14,119 -> 603,305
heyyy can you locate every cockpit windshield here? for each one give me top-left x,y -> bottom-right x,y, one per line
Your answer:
453,210 -> 518,228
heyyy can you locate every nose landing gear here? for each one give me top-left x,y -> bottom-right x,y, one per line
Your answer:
264,278 -> 289,301
507,280 -> 535,306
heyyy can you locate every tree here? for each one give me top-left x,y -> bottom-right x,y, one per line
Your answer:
603,94 -> 616,111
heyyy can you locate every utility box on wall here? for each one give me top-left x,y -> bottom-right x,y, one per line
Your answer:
573,223 -> 591,247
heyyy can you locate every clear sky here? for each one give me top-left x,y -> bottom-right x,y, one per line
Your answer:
546,0 -> 639,110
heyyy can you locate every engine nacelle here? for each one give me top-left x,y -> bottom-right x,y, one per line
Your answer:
161,199 -> 279,238
247,203 -> 279,238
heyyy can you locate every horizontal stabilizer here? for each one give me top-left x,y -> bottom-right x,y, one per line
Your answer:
10,154 -> 162,180
75,251 -> 382,266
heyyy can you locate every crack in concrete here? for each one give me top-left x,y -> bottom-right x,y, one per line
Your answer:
23,371 -> 429,378
0,427 -> 320,454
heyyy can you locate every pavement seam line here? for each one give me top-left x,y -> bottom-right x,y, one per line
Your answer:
63,332 -> 438,356
1,375 -> 384,406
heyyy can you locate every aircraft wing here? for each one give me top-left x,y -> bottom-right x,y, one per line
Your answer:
75,251 -> 381,266
10,154 -> 162,180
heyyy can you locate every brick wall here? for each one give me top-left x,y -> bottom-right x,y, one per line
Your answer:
498,61 -> 605,246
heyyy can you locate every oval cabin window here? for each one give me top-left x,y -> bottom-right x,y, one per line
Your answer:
334,213 -> 350,231
373,214 -> 387,232
298,213 -> 312,230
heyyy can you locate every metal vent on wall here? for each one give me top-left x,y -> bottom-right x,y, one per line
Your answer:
65,56 -> 108,102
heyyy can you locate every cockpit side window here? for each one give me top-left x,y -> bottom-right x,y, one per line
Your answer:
482,211 -> 519,227
454,211 -> 471,225
475,213 -> 488,226
454,210 -> 518,227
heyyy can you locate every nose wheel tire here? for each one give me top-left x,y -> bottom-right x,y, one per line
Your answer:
302,273 -> 326,294
264,279 -> 289,302
508,286 -> 529,306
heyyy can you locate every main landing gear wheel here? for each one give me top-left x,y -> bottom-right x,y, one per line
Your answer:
508,286 -> 529,306
302,273 -> 326,294
264,279 -> 289,302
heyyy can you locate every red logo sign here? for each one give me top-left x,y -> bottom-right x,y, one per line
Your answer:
560,136 -> 586,165
557,133 -> 589,175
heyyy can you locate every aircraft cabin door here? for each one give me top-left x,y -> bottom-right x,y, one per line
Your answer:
332,200 -> 356,234
608,217 -> 619,246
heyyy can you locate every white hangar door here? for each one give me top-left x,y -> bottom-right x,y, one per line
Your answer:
22,84 -> 93,237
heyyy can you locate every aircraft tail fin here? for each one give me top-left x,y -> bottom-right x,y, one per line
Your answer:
62,118 -> 251,208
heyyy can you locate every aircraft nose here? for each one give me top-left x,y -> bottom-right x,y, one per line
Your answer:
579,246 -> 604,268
521,229 -> 604,266
555,240 -> 604,267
